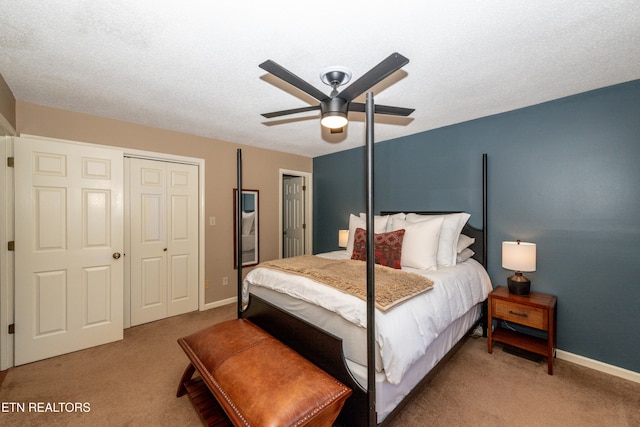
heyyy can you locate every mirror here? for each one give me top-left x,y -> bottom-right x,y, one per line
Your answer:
234,189 -> 259,268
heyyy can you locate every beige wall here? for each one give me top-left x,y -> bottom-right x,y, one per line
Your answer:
15,101 -> 312,304
0,74 -> 16,133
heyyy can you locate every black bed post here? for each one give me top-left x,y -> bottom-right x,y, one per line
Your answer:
482,153 -> 487,268
237,149 -> 243,316
482,153 -> 488,337
365,92 -> 377,426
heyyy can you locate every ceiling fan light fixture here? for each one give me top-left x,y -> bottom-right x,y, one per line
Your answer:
321,111 -> 348,129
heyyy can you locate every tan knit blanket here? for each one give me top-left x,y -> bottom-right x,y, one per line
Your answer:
259,255 -> 434,312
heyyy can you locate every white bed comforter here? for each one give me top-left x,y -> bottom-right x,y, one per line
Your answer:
243,251 -> 492,385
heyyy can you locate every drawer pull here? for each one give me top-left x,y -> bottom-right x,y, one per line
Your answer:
508,310 -> 528,318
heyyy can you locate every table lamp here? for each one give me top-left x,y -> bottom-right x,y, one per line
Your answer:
338,230 -> 349,248
502,240 -> 536,295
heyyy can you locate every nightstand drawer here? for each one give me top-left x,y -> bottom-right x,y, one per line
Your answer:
493,300 -> 547,330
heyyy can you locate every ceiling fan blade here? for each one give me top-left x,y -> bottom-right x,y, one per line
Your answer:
260,60 -> 330,102
337,53 -> 409,102
261,105 -> 320,119
349,102 -> 415,116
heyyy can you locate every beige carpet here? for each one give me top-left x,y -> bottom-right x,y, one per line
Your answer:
386,337 -> 640,427
1,304 -> 638,427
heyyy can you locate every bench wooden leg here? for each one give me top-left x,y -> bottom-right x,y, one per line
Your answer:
177,363 -> 196,397
177,362 -> 232,426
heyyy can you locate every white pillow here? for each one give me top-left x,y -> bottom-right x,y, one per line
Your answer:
457,234 -> 475,253
360,212 -> 406,233
386,213 -> 406,231
456,248 -> 475,263
405,212 -> 470,267
345,214 -> 389,256
357,213 -> 397,232
241,211 -> 255,235
389,216 -> 403,231
390,217 -> 444,270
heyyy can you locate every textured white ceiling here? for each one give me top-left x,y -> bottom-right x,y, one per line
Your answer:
2,1 -> 639,157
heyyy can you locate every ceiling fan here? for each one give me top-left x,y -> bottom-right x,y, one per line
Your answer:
259,52 -> 414,132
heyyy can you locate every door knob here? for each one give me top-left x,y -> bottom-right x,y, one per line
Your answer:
112,252 -> 121,259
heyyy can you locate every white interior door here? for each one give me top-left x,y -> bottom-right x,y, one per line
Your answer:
283,176 -> 305,258
14,137 -> 124,365
129,158 -> 198,326
129,158 -> 166,325
166,162 -> 199,317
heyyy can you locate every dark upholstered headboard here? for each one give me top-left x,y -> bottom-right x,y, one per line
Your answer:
380,211 -> 486,267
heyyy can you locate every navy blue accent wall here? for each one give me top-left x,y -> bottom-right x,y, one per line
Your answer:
313,80 -> 640,373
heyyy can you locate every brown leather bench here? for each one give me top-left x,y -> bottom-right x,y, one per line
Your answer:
177,319 -> 352,426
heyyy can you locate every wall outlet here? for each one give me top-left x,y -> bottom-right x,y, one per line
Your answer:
222,276 -> 228,286
205,279 -> 210,289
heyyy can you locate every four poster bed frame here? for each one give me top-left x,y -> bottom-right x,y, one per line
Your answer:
236,95 -> 488,426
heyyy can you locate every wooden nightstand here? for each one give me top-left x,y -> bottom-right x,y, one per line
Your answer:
488,286 -> 557,374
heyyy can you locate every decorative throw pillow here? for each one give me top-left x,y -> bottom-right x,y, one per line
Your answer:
351,228 -> 405,269
345,214 -> 389,256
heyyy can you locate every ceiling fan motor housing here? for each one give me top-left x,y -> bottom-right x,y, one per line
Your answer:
320,97 -> 348,115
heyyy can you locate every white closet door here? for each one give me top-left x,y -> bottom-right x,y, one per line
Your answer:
14,137 -> 124,365
129,158 -> 198,326
166,162 -> 199,317
129,158 -> 167,326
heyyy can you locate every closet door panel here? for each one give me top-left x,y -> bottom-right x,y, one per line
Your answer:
129,159 -> 167,326
166,163 -> 199,316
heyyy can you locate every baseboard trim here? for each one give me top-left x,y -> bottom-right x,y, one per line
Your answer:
201,297 -> 236,312
556,349 -> 640,384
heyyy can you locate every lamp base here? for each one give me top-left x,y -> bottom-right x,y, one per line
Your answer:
507,272 -> 531,295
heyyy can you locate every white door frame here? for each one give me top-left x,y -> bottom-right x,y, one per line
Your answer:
0,113 -> 16,369
278,169 -> 312,258
0,134 -> 205,368
1,135 -> 15,369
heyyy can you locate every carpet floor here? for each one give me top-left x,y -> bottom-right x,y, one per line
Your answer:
1,303 -> 638,426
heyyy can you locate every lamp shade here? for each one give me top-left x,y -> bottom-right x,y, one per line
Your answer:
338,230 -> 349,248
502,241 -> 536,272
321,112 -> 348,129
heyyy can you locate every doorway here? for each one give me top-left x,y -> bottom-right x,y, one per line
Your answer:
279,169 -> 312,258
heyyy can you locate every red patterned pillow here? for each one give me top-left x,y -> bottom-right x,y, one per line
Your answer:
351,227 -> 405,269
